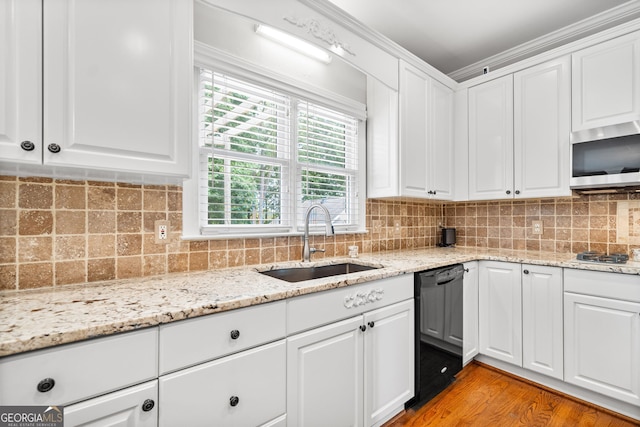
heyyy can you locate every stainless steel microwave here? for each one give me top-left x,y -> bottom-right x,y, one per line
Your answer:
570,133 -> 640,189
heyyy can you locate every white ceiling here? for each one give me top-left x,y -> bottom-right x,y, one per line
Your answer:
326,0 -> 640,80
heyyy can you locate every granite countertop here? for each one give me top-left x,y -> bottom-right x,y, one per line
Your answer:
1,247 -> 639,357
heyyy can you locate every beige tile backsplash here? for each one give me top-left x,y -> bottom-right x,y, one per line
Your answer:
2,175 -> 639,290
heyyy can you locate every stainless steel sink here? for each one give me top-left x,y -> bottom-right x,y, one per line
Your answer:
260,263 -> 379,283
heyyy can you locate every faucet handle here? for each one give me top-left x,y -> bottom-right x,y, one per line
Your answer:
310,247 -> 325,254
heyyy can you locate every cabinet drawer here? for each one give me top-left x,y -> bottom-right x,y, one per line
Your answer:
288,274 -> 413,334
64,380 -> 158,427
159,300 -> 285,374
0,328 -> 157,406
159,340 -> 286,427
564,269 -> 640,302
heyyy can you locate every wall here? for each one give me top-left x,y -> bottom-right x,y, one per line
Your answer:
444,193 -> 640,255
0,176 -> 440,290
3,175 -> 640,291
194,1 -> 367,105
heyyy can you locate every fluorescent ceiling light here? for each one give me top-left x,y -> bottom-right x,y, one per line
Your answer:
255,24 -> 332,64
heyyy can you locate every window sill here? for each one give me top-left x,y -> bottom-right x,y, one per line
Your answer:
181,228 -> 369,241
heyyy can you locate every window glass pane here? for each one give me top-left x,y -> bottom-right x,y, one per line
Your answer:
297,101 -> 359,228
206,156 -> 282,225
300,170 -> 353,225
197,66 -> 362,235
297,102 -> 358,169
200,69 -> 289,158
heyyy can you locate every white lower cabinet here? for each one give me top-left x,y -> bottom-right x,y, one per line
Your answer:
0,329 -> 158,427
462,261 -> 479,365
286,276 -> 414,427
522,264 -> 564,380
64,381 -> 158,427
287,316 -> 364,427
479,261 -> 563,379
564,269 -> 640,407
159,340 -> 286,427
0,329 -> 158,407
479,261 -> 522,365
363,300 -> 415,427
157,301 -> 287,427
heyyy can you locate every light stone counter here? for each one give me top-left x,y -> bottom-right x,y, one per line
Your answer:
1,247 -> 639,357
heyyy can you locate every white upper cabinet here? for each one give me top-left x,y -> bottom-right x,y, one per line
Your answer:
1,0 -> 192,183
367,61 -> 454,200
366,77 -> 399,199
0,0 -> 42,165
468,75 -> 514,200
572,30 -> 640,132
400,61 -> 454,200
514,56 -> 571,198
43,0 -> 191,179
399,61 -> 431,198
429,79 -> 455,200
468,56 -> 571,201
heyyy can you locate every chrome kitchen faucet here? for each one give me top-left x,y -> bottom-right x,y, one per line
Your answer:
302,204 -> 335,262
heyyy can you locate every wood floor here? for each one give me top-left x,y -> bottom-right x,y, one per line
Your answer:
384,362 -> 639,427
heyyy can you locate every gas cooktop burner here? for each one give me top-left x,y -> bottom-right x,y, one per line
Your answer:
576,251 -> 628,264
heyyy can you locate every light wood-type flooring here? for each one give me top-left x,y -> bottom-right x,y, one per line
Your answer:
384,362 -> 639,427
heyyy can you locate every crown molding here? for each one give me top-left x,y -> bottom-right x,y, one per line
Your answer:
298,0 -> 458,88
301,0 -> 640,85
448,0 -> 640,82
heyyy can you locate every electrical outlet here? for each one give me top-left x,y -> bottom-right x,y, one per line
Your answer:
532,220 -> 543,235
155,220 -> 170,244
394,219 -> 401,235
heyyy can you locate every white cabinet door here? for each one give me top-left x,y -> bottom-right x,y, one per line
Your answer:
366,77 -> 399,198
463,261 -> 479,366
64,381 -> 157,427
521,264 -> 563,380
368,62 -> 453,201
468,75 -> 514,200
287,316 -> 364,427
399,61 -> 430,198
564,292 -> 640,406
363,300 -> 414,427
0,0 -> 41,166
43,0 -> 191,177
479,261 -> 522,366
572,31 -> 640,131
429,79 -> 454,200
514,56 -> 571,198
159,340 -> 286,427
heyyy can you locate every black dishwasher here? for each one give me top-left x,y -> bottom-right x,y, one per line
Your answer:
409,264 -> 464,408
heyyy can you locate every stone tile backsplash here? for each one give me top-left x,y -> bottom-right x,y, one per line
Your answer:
0,176 -> 440,290
444,194 -> 640,255
2,175 -> 639,290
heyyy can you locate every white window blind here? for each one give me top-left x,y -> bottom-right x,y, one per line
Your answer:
197,67 -> 360,235
296,101 -> 360,229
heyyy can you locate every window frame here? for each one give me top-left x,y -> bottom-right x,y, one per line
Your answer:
182,43 -> 367,239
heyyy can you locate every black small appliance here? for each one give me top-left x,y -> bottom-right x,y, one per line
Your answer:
440,228 -> 456,247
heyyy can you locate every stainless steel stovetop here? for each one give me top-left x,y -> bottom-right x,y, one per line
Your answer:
576,251 -> 629,264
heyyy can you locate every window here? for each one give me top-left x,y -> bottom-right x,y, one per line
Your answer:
193,68 -> 364,237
